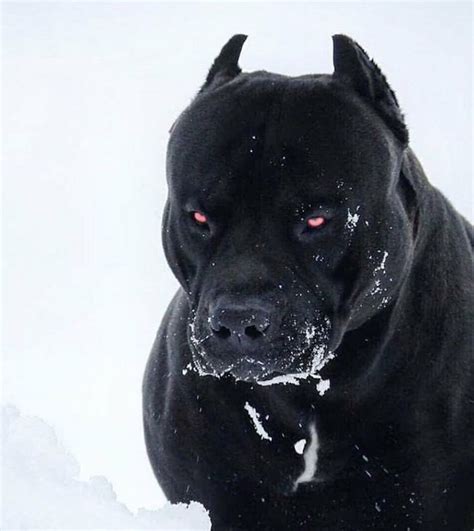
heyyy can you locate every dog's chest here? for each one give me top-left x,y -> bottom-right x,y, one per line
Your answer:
240,399 -> 350,490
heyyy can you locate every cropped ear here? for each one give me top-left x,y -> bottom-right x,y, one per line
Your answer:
200,34 -> 247,92
332,34 -> 408,146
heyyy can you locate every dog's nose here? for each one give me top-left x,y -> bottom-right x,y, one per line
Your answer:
209,303 -> 271,346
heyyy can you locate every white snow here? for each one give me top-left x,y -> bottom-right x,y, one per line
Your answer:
256,370 -> 332,398
244,402 -> 272,441
294,439 -> 306,455
345,207 -> 360,232
316,378 -> 331,396
188,318 -> 220,378
1,405 -> 210,530
294,422 -> 319,490
256,372 -> 331,397
377,251 -> 389,272
256,373 -> 310,386
311,345 -> 334,374
370,251 -> 389,296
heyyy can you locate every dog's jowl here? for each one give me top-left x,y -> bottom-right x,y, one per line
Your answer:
143,35 -> 474,530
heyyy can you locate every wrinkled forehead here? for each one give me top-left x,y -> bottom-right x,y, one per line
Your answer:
167,75 -> 398,208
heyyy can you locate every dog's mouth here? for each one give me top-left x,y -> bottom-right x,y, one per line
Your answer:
186,315 -> 335,394
186,350 -> 334,397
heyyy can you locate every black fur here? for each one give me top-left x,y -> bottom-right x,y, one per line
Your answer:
143,35 -> 474,530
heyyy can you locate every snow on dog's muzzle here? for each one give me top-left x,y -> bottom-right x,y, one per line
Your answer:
187,308 -> 335,396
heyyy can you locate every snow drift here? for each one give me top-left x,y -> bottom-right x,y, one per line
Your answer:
1,405 -> 210,530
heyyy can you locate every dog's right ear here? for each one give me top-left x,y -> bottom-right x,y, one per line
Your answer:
200,34 -> 247,92
332,34 -> 408,146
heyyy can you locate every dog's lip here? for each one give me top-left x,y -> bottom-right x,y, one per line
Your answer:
226,364 -> 311,385
223,359 -> 270,381
193,349 -> 332,381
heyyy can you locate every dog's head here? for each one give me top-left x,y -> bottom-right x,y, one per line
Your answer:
163,35 -> 415,383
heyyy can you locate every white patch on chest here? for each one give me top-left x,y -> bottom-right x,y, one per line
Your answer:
244,402 -> 272,441
293,422 -> 319,490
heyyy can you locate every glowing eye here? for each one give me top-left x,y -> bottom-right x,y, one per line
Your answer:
307,216 -> 326,229
193,211 -> 208,225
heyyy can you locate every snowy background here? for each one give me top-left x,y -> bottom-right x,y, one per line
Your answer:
2,1 -> 472,528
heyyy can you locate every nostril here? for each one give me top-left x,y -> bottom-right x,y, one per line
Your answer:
212,326 -> 231,339
209,307 -> 271,342
244,325 -> 264,340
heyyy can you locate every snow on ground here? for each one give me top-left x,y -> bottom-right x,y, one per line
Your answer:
1,405 -> 210,530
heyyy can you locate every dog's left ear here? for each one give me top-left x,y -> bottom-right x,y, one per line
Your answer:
332,35 -> 408,146
200,34 -> 247,92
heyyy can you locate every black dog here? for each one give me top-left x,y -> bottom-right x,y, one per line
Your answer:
143,35 -> 474,530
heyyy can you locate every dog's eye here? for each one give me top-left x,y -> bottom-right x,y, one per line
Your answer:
306,216 -> 327,229
192,211 -> 208,226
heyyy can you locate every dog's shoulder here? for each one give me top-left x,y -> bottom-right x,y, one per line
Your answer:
143,288 -> 189,407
